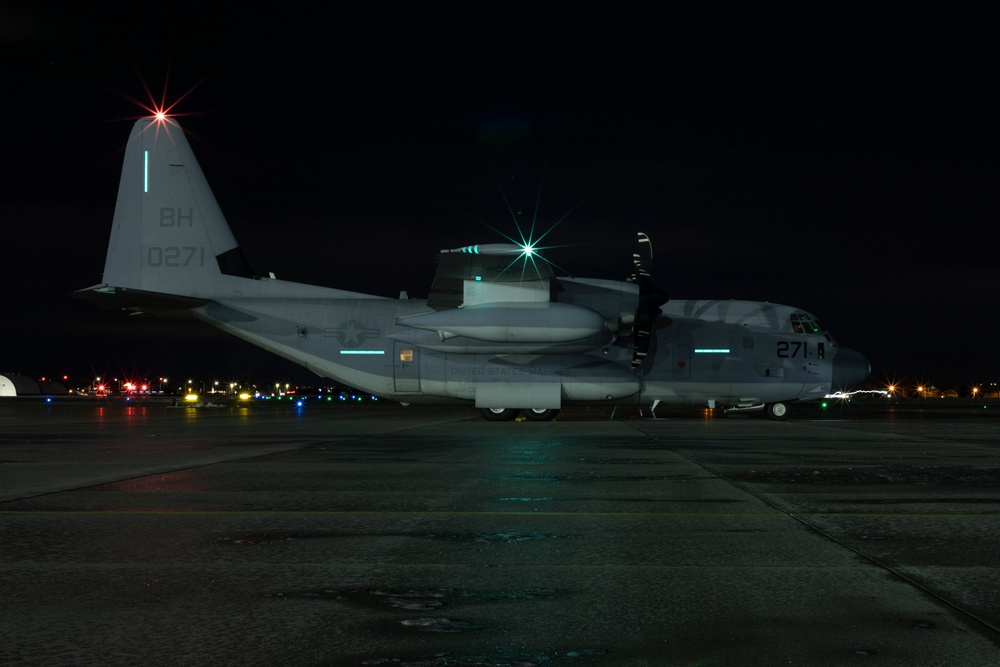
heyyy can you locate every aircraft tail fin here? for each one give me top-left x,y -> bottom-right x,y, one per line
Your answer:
99,116 -> 255,297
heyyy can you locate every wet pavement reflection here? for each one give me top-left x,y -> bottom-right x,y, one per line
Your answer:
2,402 -> 1000,664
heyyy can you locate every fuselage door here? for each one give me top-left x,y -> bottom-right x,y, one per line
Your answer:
393,342 -> 419,392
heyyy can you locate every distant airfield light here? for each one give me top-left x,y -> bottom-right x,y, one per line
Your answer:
184,393 -> 199,402
825,389 -> 890,399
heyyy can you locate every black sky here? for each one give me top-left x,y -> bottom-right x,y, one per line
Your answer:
3,4 -> 998,390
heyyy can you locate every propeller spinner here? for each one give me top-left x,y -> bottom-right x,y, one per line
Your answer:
629,232 -> 669,369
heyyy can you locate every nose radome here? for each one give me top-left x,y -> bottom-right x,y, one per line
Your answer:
832,347 -> 870,390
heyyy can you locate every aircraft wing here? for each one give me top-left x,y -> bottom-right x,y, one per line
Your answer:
426,243 -> 555,310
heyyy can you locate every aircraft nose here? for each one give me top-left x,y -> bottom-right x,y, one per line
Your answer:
832,347 -> 870,390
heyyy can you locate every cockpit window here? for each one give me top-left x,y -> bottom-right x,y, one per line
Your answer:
790,313 -> 826,335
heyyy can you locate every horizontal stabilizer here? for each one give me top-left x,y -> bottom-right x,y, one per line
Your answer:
74,284 -> 207,314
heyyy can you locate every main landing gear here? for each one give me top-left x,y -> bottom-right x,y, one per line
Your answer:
764,401 -> 790,421
479,408 -> 560,421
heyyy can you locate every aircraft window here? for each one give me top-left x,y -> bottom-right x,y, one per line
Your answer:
400,349 -> 413,362
790,314 -> 827,335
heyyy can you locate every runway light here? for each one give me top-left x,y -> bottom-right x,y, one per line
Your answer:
184,393 -> 199,402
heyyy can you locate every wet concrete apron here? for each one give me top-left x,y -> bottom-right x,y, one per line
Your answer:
1,402 -> 999,665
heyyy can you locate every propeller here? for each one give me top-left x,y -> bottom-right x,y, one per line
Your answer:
628,232 -> 669,369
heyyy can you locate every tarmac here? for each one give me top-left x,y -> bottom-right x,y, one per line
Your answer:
2,397 -> 1000,666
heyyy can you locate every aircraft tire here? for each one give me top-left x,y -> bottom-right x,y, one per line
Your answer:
523,408 -> 559,421
480,408 -> 519,421
764,402 -> 790,421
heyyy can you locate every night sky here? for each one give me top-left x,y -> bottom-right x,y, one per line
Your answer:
3,5 -> 998,391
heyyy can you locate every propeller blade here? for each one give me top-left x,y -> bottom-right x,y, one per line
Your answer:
629,232 -> 667,370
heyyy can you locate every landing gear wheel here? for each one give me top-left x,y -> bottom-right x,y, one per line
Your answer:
764,402 -> 790,421
480,408 -> 519,421
523,408 -> 560,421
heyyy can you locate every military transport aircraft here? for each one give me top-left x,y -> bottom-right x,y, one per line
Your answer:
78,115 -> 870,420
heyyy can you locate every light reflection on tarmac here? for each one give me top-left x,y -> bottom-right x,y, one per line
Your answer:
2,400 -> 1000,665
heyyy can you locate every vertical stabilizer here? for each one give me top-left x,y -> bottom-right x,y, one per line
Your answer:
102,117 -> 254,297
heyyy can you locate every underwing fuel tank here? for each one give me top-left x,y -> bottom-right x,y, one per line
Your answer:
397,302 -> 608,344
